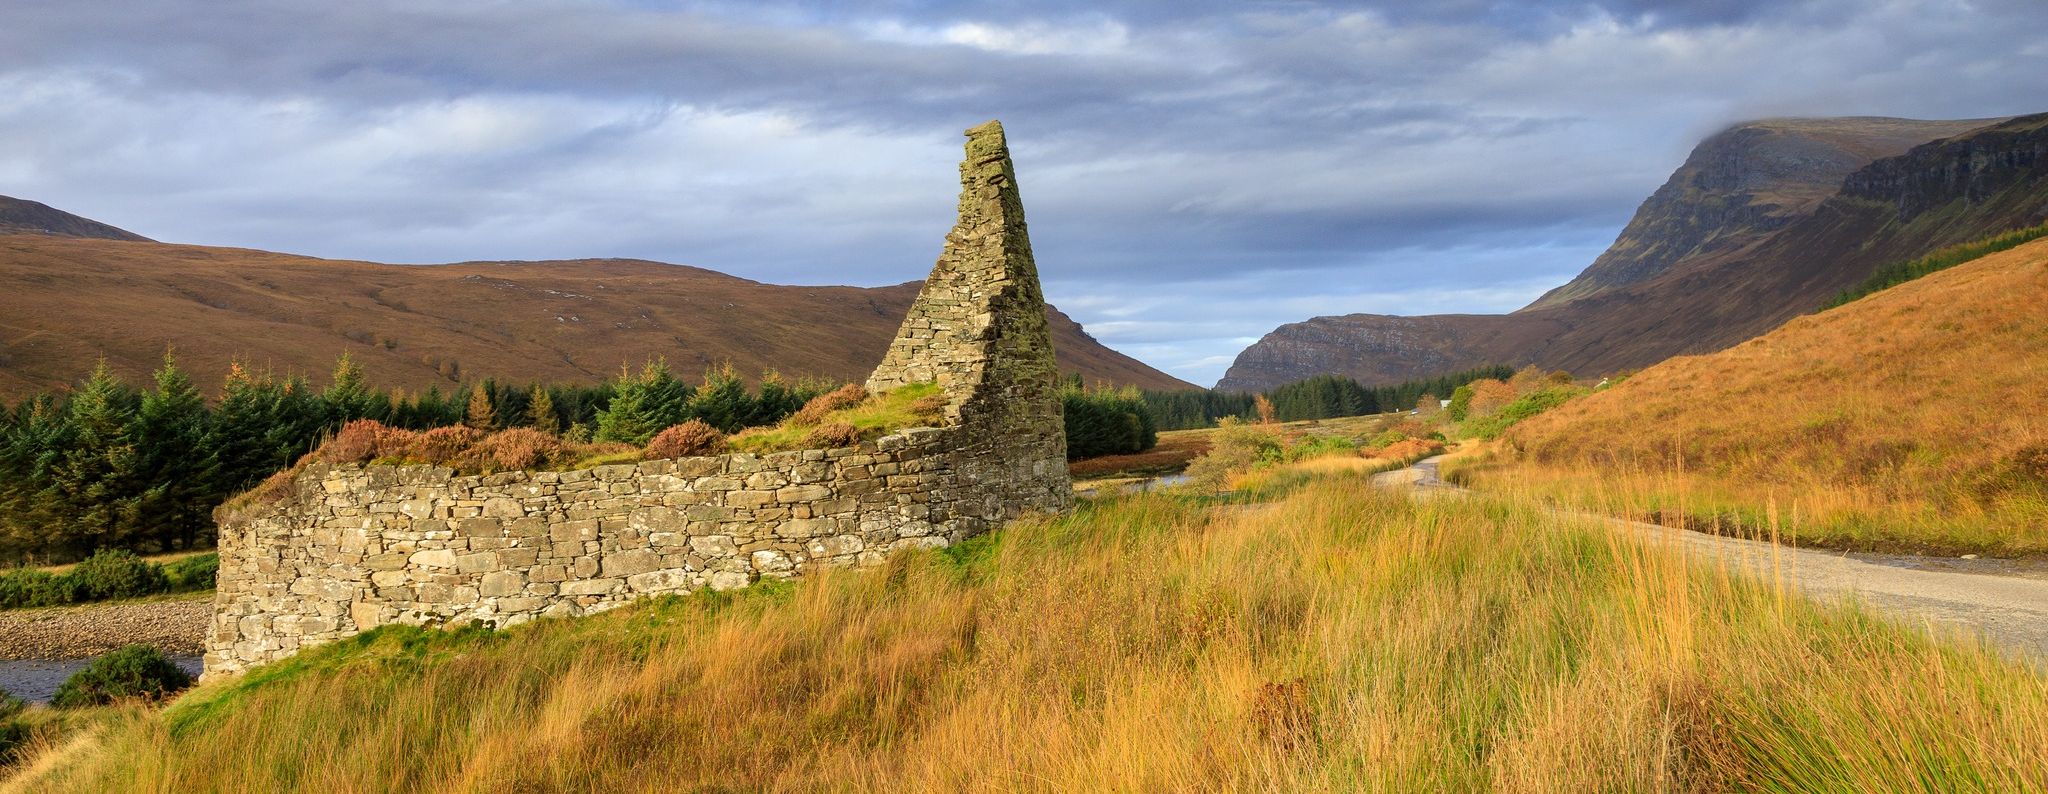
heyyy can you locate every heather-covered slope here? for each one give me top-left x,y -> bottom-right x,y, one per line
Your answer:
1219,113 -> 2042,391
1496,236 -> 2048,554
0,236 -> 1192,397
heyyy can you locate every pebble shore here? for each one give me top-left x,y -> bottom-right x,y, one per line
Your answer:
0,596 -> 210,660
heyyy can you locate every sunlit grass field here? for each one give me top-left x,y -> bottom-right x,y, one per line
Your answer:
1480,238 -> 2048,557
9,466 -> 2045,791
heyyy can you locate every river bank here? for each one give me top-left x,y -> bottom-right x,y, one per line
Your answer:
0,595 -> 210,661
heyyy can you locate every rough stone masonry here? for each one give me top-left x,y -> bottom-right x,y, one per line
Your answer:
204,120 -> 1072,677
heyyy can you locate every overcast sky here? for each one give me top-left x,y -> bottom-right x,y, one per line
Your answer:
4,0 -> 2046,386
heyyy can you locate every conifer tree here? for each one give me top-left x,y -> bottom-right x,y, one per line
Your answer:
687,363 -> 750,432
48,362 -> 144,555
464,383 -> 497,431
596,361 -> 691,444
322,353 -> 390,426
526,385 -> 559,434
0,395 -> 67,560
134,353 -> 212,550
204,363 -> 284,497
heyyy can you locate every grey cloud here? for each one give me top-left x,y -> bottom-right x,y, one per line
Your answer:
2,0 -> 2047,385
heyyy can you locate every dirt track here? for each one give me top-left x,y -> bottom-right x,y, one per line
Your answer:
1375,456 -> 2048,660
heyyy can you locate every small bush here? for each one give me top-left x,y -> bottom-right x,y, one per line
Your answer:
1185,417 -> 1285,490
316,420 -> 377,464
802,422 -> 863,449
0,568 -> 85,609
1286,435 -> 1358,462
0,687 -> 26,764
790,384 -> 867,426
1365,428 -> 1409,449
68,550 -> 168,602
405,426 -> 486,464
51,645 -> 193,708
909,394 -> 949,418
163,554 -> 220,592
645,420 -> 727,459
473,428 -> 565,471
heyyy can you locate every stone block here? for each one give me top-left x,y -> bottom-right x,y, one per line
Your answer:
479,571 -> 525,597
409,549 -> 457,569
602,549 -> 660,577
727,490 -> 774,508
456,518 -> 502,538
690,535 -> 738,557
559,578 -> 622,596
776,484 -> 833,503
627,570 -> 687,592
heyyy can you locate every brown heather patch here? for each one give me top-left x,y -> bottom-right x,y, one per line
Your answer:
642,420 -> 725,460
801,422 -> 862,449
789,384 -> 867,426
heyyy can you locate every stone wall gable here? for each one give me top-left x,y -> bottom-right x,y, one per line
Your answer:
205,120 -> 1071,678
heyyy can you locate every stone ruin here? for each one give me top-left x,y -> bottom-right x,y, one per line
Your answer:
204,120 -> 1071,677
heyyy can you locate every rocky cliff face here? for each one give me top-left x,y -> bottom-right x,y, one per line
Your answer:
1217,113 -> 2046,392
1525,117 -> 1994,310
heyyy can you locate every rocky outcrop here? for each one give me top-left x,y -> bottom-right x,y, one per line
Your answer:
1525,117 -> 1995,310
1218,113 -> 2046,392
205,121 -> 1073,677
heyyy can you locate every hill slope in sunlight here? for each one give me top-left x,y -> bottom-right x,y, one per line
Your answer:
1496,237 -> 2048,554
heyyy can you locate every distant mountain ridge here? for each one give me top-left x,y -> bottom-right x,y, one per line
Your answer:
1218,113 -> 2045,391
0,195 -> 152,241
0,226 -> 1193,399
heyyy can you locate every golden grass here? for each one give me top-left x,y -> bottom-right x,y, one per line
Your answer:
11,464 -> 2045,791
1488,237 -> 2048,556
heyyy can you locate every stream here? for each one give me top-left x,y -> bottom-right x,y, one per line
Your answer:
0,655 -> 204,705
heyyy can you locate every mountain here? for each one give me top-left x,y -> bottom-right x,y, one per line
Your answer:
0,234 -> 1193,399
1217,113 -> 2044,391
0,195 -> 153,241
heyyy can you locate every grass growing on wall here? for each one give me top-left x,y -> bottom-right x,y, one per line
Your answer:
11,465 -> 2047,791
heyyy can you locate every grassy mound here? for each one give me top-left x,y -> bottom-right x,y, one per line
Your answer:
1474,237 -> 2048,556
12,466 -> 2045,790
727,382 -> 946,454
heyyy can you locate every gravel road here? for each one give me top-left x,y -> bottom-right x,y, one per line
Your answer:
0,595 -> 211,661
1375,456 -> 2048,659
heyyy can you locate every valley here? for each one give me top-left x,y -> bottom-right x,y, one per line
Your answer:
3,9 -> 2048,784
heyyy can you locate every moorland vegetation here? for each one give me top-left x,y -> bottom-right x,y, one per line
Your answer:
6,464 -> 2044,790
1458,237 -> 2048,556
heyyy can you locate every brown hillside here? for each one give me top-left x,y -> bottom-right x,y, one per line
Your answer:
1497,237 -> 2048,554
0,195 -> 153,241
1218,113 -> 2041,391
0,235 -> 1193,398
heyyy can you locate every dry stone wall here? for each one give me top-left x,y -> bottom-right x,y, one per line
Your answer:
206,120 -> 1072,677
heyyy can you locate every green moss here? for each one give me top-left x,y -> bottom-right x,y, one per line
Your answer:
729,383 -> 945,454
